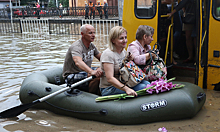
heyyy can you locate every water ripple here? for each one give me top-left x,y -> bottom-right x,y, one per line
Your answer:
0,32 -> 108,131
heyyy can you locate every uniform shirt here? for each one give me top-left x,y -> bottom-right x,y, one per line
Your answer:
89,2 -> 95,11
62,39 -> 100,78
104,2 -> 108,12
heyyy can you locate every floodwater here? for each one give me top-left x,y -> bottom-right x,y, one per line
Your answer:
0,32 -> 220,132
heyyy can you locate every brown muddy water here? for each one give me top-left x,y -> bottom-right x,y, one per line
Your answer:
0,33 -> 220,132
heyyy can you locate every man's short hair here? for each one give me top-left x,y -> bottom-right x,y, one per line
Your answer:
80,24 -> 93,33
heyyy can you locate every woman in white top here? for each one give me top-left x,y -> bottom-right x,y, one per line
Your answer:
99,26 -> 150,96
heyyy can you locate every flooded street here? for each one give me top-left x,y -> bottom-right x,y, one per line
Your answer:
0,32 -> 220,132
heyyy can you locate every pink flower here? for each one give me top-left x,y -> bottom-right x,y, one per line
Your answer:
167,82 -> 173,89
146,88 -> 155,94
144,78 -> 183,95
158,127 -> 168,132
160,86 -> 168,92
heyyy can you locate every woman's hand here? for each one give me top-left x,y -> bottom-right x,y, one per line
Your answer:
152,52 -> 158,59
124,87 -> 137,97
126,52 -> 134,61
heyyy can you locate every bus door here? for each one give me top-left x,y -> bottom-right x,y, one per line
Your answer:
123,0 -> 160,47
199,0 -> 220,90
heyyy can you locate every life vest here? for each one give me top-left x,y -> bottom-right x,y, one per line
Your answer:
89,2 -> 93,6
97,2 -> 102,6
89,3 -> 95,11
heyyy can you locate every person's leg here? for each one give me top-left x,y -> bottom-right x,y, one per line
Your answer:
100,9 -> 102,19
193,37 -> 197,52
93,10 -> 95,19
8,13 -> 11,19
140,80 -> 151,85
105,11 -> 108,19
133,80 -> 150,91
37,10 -> 40,19
60,9 -> 63,17
97,9 -> 100,18
89,77 -> 101,95
90,10 -> 92,19
100,86 -> 125,96
191,25 -> 197,57
101,80 -> 150,96
173,11 -> 182,60
184,29 -> 194,61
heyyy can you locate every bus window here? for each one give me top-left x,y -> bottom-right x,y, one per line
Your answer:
135,0 -> 156,18
213,0 -> 220,18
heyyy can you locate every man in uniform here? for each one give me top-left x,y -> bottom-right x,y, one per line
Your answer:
104,0 -> 108,19
89,1 -> 95,19
96,1 -> 103,19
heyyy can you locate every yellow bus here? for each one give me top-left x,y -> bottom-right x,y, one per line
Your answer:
122,0 -> 220,90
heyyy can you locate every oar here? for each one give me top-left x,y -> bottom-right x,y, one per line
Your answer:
0,75 -> 95,118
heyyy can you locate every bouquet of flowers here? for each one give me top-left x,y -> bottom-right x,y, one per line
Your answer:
95,77 -> 185,102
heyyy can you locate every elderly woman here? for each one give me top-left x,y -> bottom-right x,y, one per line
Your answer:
99,26 -> 150,96
127,25 -> 157,66
127,25 -> 167,81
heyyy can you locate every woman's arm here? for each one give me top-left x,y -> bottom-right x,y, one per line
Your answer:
103,63 -> 137,97
128,45 -> 147,65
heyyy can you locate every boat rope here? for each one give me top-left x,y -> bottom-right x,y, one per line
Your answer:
28,90 -> 108,115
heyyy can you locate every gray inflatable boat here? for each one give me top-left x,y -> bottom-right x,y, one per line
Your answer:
19,67 -> 206,125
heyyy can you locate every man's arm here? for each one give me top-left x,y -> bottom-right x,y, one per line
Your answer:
73,56 -> 93,74
95,53 -> 102,61
73,56 -> 102,77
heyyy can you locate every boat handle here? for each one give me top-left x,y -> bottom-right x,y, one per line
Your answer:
197,92 -> 206,103
99,109 -> 108,115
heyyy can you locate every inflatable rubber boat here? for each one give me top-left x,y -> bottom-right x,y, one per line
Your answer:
19,67 -> 206,125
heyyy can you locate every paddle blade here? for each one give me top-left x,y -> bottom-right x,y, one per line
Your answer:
0,100 -> 40,118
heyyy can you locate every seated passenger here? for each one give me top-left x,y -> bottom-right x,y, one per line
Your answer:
62,24 -> 103,95
127,25 -> 167,81
127,25 -> 157,66
99,26 -> 150,96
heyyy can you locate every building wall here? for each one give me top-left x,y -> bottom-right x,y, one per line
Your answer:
0,2 -> 9,8
108,0 -> 118,6
69,0 -> 115,7
137,0 -> 152,7
0,0 -> 14,8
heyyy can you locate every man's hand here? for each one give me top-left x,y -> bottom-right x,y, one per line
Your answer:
88,68 -> 103,78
